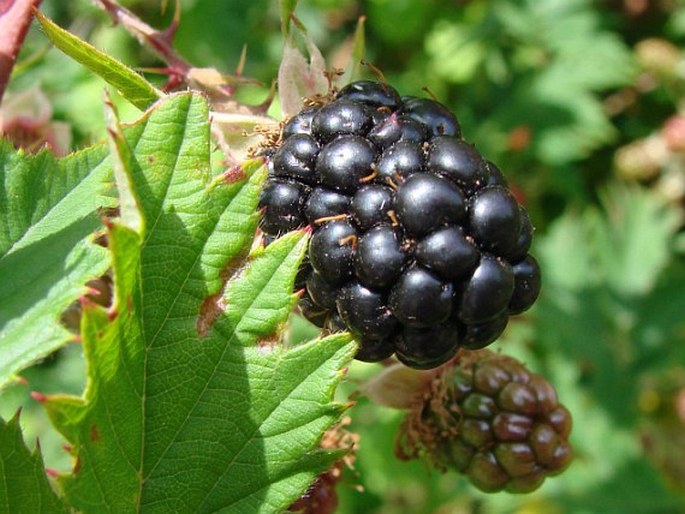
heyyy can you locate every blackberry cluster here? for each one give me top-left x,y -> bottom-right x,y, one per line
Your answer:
259,80 -> 541,369
441,354 -> 573,493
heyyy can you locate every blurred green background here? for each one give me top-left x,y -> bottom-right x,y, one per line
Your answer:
2,0 -> 685,512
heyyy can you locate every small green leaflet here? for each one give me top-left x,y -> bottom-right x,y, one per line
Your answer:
35,10 -> 162,111
0,412 -> 68,513
341,16 -> 367,85
38,92 -> 355,513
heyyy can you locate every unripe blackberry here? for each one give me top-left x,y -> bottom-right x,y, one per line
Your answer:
395,352 -> 573,494
259,80 -> 542,368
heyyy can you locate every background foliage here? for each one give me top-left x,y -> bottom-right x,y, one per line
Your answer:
2,0 -> 685,512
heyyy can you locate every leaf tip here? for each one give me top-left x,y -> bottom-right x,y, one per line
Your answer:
10,407 -> 23,424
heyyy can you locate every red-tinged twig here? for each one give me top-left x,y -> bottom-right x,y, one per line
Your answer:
91,0 -> 270,113
0,0 -> 42,104
91,0 -> 190,75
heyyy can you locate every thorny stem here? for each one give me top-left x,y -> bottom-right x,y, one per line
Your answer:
0,0 -> 42,104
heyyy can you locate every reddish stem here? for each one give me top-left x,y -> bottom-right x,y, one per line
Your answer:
0,0 -> 42,104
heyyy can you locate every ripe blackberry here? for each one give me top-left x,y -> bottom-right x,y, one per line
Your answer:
396,352 -> 573,494
337,282 -> 398,340
272,134 -> 320,185
458,254 -> 515,324
308,220 -> 357,285
355,225 -> 407,289
258,179 -> 309,235
427,136 -> 487,193
350,184 -> 395,231
394,320 -> 461,369
336,80 -> 402,109
304,188 -> 350,224
306,271 -> 340,311
468,186 -> 521,258
400,97 -> 461,137
311,98 -> 373,142
508,255 -> 542,315
316,135 -> 376,193
376,140 -> 425,184
389,266 -> 453,328
368,114 -> 428,149
414,226 -> 478,281
259,80 -> 542,369
282,106 -> 318,139
395,173 -> 466,237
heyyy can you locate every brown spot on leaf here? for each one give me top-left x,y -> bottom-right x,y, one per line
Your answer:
220,253 -> 249,282
222,165 -> 247,184
73,457 -> 82,474
197,293 -> 227,337
90,424 -> 100,442
147,155 -> 155,164
256,330 -> 280,348
197,253 -> 249,336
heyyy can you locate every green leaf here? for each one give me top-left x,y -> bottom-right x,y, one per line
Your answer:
426,20 -> 487,84
593,186 -> 682,296
341,16 -> 366,85
279,0 -> 299,39
41,92 -> 355,513
0,139 -> 114,387
538,185 -> 682,296
0,412 -> 68,513
35,10 -> 161,111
